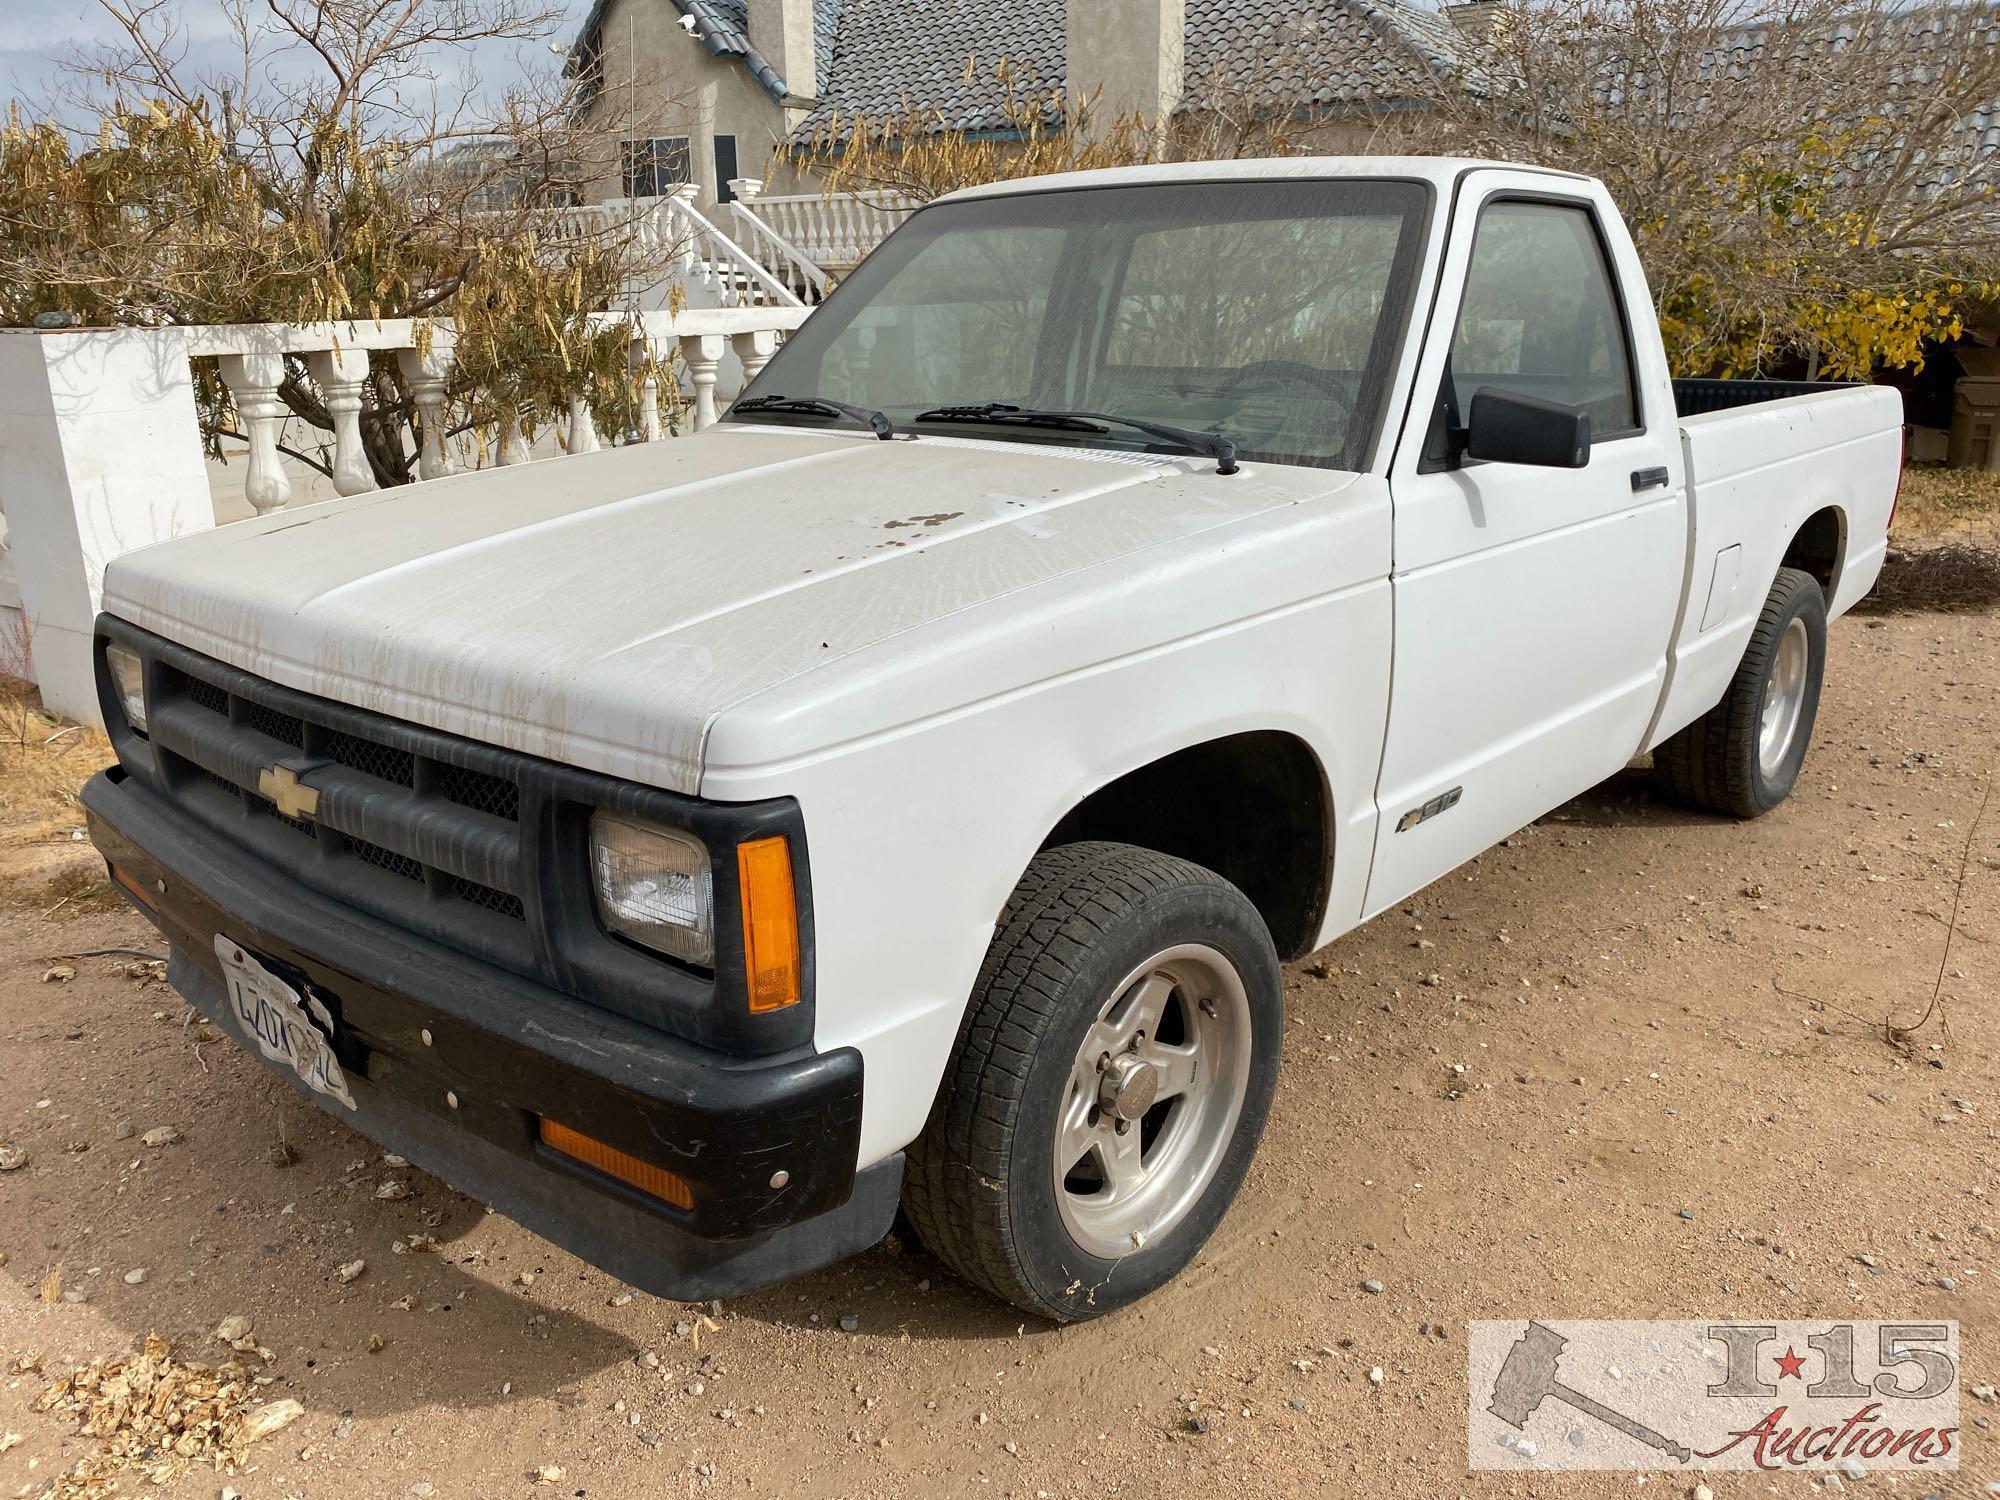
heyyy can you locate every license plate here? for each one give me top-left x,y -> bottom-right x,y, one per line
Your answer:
213,935 -> 357,1111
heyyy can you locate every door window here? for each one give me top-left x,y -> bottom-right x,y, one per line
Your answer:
1448,200 -> 1639,437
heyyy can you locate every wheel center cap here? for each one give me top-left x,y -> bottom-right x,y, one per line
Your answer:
1099,1054 -> 1159,1121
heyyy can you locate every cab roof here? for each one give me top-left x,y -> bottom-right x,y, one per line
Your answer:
934,155 -> 1593,205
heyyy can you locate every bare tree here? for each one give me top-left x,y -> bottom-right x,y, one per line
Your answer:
2,0 -> 691,482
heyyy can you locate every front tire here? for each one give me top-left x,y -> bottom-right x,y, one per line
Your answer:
903,842 -> 1282,1322
1653,565 -> 1828,817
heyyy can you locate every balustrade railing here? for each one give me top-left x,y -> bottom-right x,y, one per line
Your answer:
188,306 -> 806,514
727,182 -> 915,275
527,190 -> 806,310
722,180 -> 832,305
522,183 -> 907,309
0,301 -> 808,722
657,187 -> 805,310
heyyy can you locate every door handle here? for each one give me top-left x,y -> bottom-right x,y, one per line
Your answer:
1630,465 -> 1671,492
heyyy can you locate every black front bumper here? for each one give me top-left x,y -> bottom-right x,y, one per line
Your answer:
83,766 -> 899,1301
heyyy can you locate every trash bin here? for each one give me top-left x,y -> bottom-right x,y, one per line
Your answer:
1946,347 -> 2000,470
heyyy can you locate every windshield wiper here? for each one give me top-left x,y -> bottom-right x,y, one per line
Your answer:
913,402 -> 1239,475
732,394 -> 896,441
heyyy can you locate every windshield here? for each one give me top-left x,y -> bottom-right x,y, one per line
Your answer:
728,179 -> 1432,471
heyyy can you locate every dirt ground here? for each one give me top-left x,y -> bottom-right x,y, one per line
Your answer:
0,606 -> 1995,1500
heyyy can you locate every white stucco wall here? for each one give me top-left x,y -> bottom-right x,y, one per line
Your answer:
0,330 -> 214,721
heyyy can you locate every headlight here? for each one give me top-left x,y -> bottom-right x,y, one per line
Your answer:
105,643 -> 147,734
589,812 -> 713,966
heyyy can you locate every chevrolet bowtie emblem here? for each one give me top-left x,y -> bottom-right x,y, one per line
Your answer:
257,764 -> 321,821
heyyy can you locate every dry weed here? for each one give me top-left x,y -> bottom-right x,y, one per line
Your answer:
1862,541 -> 2000,612
1893,465 -> 2000,539
0,679 -> 116,909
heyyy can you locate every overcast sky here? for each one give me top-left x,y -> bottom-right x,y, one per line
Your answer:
0,0 -> 594,125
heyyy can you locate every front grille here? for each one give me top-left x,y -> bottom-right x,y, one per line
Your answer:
147,658 -> 532,952
439,763 -> 519,821
323,727 -> 416,787
255,800 -> 320,840
104,620 -> 817,1055
184,674 -> 229,716
453,877 -> 526,919
351,834 -> 422,881
242,700 -> 304,749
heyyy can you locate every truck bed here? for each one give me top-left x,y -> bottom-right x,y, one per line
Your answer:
1646,380 -> 1904,750
1672,377 -> 1857,418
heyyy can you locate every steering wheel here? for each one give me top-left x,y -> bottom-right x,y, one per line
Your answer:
1200,362 -> 1360,456
1224,359 -> 1362,423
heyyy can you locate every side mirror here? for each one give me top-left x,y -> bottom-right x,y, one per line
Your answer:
1463,389 -> 1591,468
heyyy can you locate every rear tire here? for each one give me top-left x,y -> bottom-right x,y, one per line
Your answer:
903,842 -> 1282,1322
1653,566 -> 1827,817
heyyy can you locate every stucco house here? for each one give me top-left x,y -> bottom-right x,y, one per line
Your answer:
561,0 -> 1493,209
559,0 -> 2000,460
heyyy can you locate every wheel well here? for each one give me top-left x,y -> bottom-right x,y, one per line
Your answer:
1039,731 -> 1331,960
1782,506 -> 1846,601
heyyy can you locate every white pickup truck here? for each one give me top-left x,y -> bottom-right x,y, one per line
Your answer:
84,157 -> 1903,1321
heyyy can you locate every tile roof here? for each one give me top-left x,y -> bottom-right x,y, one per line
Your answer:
568,0 -> 844,103
788,0 -> 1483,142
796,0 -> 1067,134
1181,0 -> 1484,114
675,0 -> 846,92
574,0 -> 1999,203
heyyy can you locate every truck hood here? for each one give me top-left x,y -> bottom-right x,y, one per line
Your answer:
105,426 -> 1357,794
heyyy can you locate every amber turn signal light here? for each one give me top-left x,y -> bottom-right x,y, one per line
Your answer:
736,835 -> 801,1013
538,1118 -> 693,1210
109,863 -> 159,911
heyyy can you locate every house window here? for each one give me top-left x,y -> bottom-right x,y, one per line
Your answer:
622,137 -> 690,199
714,135 -> 739,202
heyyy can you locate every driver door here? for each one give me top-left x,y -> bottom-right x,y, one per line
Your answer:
1363,172 -> 1688,916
